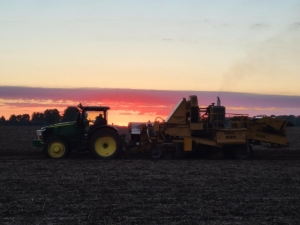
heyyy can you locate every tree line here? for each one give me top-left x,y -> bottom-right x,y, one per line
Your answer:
0,108 -> 299,126
0,107 -> 78,126
276,115 -> 300,127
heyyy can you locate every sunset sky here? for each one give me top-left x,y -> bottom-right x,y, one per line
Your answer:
1,1 -> 300,125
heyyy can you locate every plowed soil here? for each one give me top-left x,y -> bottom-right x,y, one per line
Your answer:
1,126 -> 300,224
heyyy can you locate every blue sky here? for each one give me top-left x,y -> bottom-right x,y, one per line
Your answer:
0,1 -> 299,123
1,0 -> 299,92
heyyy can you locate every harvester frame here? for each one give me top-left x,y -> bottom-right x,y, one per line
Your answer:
126,96 -> 289,160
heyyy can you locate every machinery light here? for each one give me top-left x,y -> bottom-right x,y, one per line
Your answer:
36,130 -> 43,141
37,130 -> 42,136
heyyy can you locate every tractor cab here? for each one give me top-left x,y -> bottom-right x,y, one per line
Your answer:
77,103 -> 110,136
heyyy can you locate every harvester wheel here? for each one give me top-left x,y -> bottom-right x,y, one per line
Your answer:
233,144 -> 253,160
89,129 -> 121,159
151,149 -> 162,159
44,136 -> 70,159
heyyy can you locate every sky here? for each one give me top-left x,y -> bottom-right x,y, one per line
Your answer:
0,0 -> 300,125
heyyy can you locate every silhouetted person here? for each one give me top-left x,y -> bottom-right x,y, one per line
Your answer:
94,114 -> 106,126
88,113 -> 106,133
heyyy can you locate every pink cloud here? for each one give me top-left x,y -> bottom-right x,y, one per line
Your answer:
0,86 -> 300,125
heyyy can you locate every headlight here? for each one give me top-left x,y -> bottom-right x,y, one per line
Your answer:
36,130 -> 44,142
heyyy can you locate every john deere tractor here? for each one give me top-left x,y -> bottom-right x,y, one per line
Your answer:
32,103 -> 121,159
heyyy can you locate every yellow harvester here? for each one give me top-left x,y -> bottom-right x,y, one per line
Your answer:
127,95 -> 289,159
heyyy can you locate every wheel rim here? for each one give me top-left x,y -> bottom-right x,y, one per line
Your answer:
48,141 -> 65,158
94,136 -> 117,157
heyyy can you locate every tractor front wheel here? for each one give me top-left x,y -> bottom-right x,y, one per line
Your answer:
89,129 -> 121,159
44,136 -> 70,159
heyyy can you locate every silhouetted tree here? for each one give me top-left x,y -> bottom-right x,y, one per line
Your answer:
0,116 -> 6,122
21,114 -> 30,121
287,115 -> 296,125
296,116 -> 300,126
12,114 -> 30,122
9,114 -> 17,122
15,115 -> 22,122
276,115 -> 299,126
31,112 -> 45,122
44,109 -> 61,124
61,107 -> 78,122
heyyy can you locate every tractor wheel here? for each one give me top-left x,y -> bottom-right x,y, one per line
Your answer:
89,129 -> 121,159
44,136 -> 70,159
232,144 -> 253,160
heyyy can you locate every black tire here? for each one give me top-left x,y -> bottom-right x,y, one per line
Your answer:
43,136 -> 70,159
232,144 -> 253,160
151,149 -> 162,159
88,129 -> 121,159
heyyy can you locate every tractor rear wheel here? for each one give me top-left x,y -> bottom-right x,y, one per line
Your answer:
44,136 -> 70,159
89,129 -> 121,159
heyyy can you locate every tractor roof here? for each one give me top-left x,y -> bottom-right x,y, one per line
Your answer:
77,103 -> 110,111
82,106 -> 110,111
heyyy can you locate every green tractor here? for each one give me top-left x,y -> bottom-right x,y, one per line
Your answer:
32,104 -> 121,159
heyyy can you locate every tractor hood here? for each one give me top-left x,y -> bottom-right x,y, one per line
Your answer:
42,121 -> 76,129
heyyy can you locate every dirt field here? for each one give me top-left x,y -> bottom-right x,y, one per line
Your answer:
1,126 -> 300,224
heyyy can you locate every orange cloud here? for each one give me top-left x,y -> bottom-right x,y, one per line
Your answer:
1,86 -> 300,125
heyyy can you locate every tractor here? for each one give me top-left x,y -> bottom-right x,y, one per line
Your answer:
32,103 -> 121,159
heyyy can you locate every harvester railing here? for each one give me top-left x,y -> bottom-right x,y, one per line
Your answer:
204,113 -> 250,129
